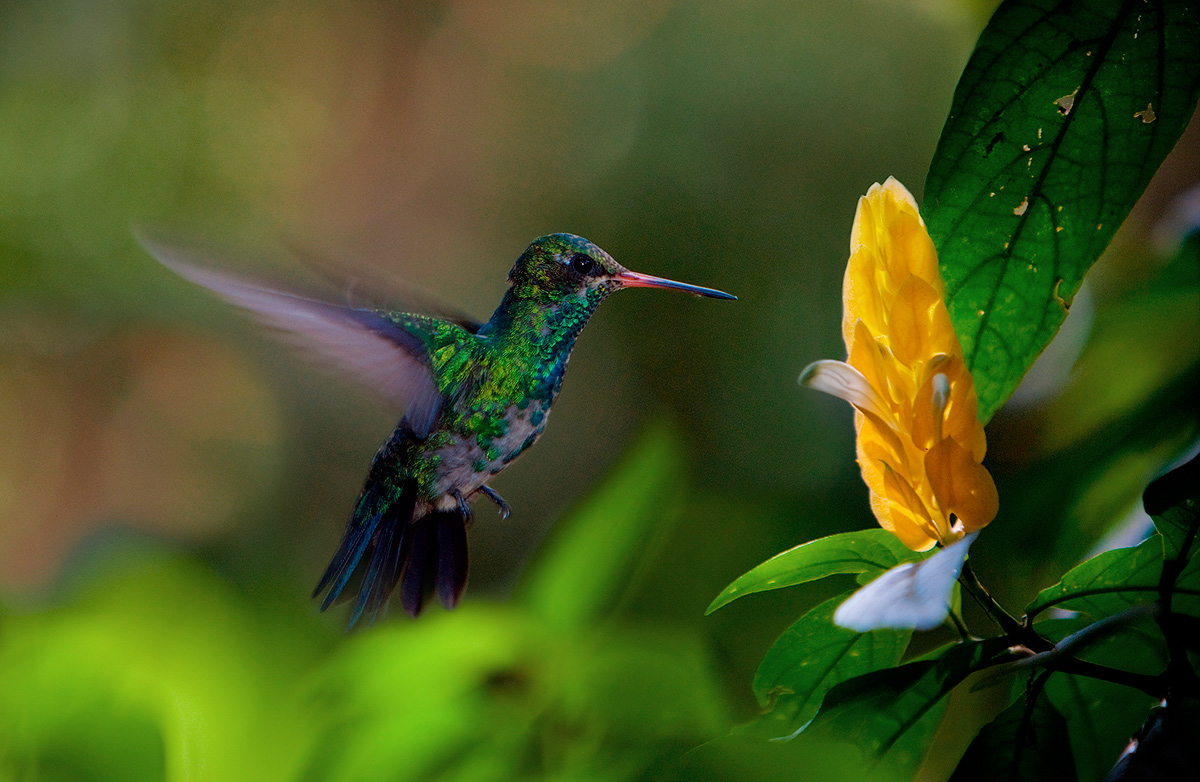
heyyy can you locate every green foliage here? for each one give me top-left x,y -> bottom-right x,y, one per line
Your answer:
0,427 -> 741,782
809,640 -> 1011,770
0,556 -> 320,781
706,529 -> 925,614
521,420 -> 685,630
1038,617 -> 1164,781
3,1 -> 1198,780
722,455 -> 1199,777
922,0 -> 1200,421
751,593 -> 911,737
1027,533 -> 1200,620
948,677 -> 1076,782
1144,451 -> 1200,561
718,0 -> 1200,774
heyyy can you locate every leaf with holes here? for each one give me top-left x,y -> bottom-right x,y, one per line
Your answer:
922,0 -> 1200,421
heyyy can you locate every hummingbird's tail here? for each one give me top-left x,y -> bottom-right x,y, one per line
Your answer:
313,476 -> 470,628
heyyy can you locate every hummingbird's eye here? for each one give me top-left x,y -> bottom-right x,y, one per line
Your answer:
569,253 -> 595,276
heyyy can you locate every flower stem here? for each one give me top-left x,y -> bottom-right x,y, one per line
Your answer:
959,560 -> 1033,643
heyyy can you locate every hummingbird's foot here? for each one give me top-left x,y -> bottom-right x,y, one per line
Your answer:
478,485 -> 511,520
449,489 -> 474,522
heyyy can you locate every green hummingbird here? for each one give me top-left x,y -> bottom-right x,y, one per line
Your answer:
140,233 -> 734,627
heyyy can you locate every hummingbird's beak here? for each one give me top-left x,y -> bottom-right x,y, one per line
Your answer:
615,270 -> 737,300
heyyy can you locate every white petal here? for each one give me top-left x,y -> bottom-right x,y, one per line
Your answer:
833,532 -> 978,632
799,360 -> 890,421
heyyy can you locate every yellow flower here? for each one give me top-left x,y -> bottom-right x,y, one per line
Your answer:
801,177 -> 998,550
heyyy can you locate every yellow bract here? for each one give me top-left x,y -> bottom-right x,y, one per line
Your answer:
801,178 -> 998,550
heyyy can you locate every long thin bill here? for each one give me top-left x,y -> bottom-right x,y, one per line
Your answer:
616,270 -> 736,300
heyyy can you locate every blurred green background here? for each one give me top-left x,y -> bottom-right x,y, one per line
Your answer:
1,1 -> 1197,779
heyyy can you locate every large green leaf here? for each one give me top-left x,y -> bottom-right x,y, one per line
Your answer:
948,680 -> 1077,782
922,0 -> 1200,421
705,529 -> 924,614
806,638 -> 1011,765
1026,536 -> 1200,619
751,593 -> 910,736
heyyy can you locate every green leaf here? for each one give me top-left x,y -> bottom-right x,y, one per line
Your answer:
806,638 -> 1011,763
922,0 -> 1200,421
948,679 -> 1077,782
521,420 -> 685,629
705,529 -> 924,614
1026,536 -> 1200,619
1143,453 -> 1200,562
752,593 -> 910,736
1038,617 -> 1163,781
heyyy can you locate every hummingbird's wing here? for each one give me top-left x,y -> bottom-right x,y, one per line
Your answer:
282,242 -> 483,335
139,233 -> 450,438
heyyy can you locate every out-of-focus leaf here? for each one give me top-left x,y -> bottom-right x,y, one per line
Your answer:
1042,235 -> 1200,454
521,420 -> 685,630
303,607 -> 545,782
303,606 -> 730,782
1027,537 -> 1200,619
752,593 -> 910,737
948,679 -> 1077,782
806,639 -> 1011,767
1143,453 -> 1199,562
989,236 -> 1200,571
834,532 -> 975,632
1038,617 -> 1163,781
558,627 -> 730,742
0,553 -> 319,782
922,0 -> 1200,421
706,529 -> 924,614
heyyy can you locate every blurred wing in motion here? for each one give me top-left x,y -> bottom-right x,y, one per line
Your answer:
282,241 -> 483,335
138,231 -> 449,437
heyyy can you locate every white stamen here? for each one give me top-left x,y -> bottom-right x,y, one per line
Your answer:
799,360 -> 891,422
931,373 -> 950,443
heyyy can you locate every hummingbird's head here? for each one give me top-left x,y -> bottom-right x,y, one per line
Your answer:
508,233 -> 736,303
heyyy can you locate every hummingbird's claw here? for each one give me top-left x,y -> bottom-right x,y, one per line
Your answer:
450,489 -> 474,522
478,486 -> 511,520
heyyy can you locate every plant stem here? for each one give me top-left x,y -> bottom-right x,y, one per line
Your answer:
1044,657 -> 1165,699
959,559 -> 1032,642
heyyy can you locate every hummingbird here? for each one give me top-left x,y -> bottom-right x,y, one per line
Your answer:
140,232 -> 735,627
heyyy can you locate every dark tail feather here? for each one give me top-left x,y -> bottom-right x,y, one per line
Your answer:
314,479 -> 472,626
314,478 -> 415,626
350,499 -> 408,628
435,513 -> 469,609
313,505 -> 381,611
398,510 -> 471,618
399,518 -> 433,617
